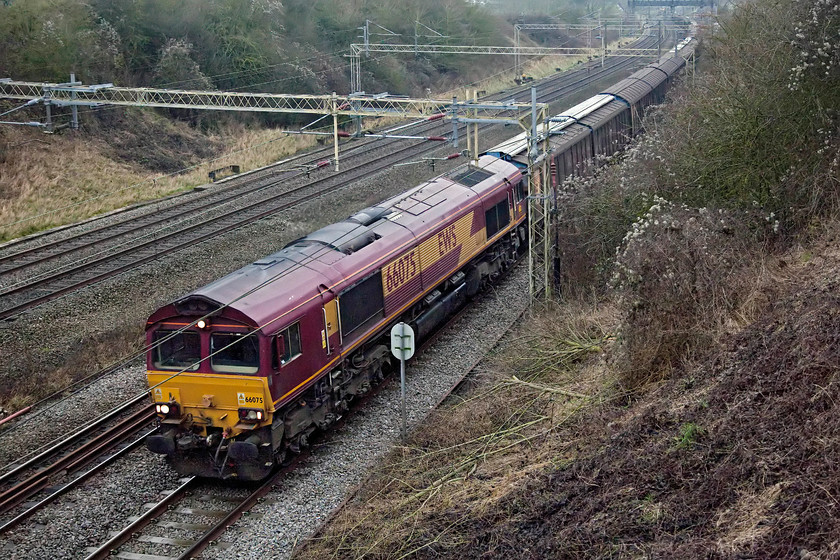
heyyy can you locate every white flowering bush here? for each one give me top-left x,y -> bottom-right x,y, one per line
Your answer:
554,0 -> 840,390
650,0 -> 840,224
153,39 -> 215,90
554,130 -> 679,293
611,198 -> 765,386
790,0 -> 840,91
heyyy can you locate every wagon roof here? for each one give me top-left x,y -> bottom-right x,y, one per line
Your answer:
576,100 -> 627,129
485,94 -> 615,159
653,56 -> 686,76
602,76 -> 655,105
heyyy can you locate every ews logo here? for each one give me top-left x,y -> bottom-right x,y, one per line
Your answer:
437,224 -> 457,256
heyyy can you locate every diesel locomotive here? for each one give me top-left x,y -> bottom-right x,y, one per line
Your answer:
146,155 -> 527,479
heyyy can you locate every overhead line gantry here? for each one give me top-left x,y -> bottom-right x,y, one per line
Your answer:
0,77 -> 555,300
348,17 -> 691,93
0,79 -> 546,171
346,42 -> 665,93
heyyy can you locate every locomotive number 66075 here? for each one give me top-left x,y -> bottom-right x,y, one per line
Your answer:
383,250 -> 419,295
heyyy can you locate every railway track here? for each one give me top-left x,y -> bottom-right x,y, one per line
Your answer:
0,395 -> 155,535
0,36 -> 659,322
79,293 -> 476,559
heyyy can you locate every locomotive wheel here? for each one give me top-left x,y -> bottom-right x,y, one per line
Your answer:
275,447 -> 291,466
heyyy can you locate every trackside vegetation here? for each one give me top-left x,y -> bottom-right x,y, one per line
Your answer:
0,0 -> 509,95
295,0 -> 840,557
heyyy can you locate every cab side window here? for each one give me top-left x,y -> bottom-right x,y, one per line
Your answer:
274,322 -> 302,368
514,180 -> 526,202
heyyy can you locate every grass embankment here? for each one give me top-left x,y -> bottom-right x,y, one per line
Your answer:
301,233 -> 840,558
295,0 -> 840,556
0,118 -> 317,242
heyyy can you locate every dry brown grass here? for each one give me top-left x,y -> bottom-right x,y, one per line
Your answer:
295,301 -> 618,559
1,322 -> 145,411
714,482 -> 787,554
0,119 -> 316,242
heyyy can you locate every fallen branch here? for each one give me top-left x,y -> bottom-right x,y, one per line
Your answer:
505,376 -> 592,399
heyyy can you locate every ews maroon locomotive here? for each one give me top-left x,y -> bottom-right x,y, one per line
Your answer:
146,155 -> 526,480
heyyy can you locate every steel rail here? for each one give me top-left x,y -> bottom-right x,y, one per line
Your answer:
175,471 -> 282,559
0,429 -> 153,534
0,404 -> 154,515
0,394 -> 148,482
83,476 -> 199,560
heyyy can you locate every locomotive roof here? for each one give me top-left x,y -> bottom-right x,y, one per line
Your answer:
150,155 -> 519,333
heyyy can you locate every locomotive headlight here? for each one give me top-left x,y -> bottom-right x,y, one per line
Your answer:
155,402 -> 180,418
238,408 -> 264,422
197,319 -> 206,329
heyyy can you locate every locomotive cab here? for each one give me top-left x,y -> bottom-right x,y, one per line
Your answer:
145,297 -> 281,479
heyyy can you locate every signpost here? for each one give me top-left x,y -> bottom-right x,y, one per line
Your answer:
390,322 -> 416,440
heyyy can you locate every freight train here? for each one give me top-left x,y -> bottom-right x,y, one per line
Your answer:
145,39 -> 695,480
